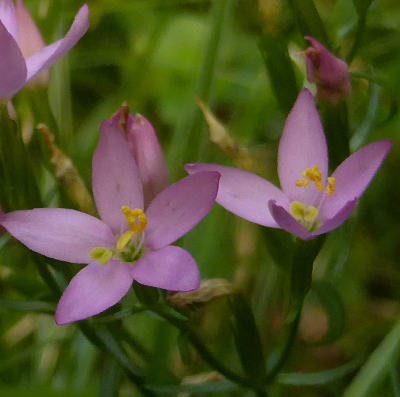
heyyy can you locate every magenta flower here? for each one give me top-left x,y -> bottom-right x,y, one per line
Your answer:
0,0 -> 89,99
1,120 -> 220,325
305,37 -> 351,104
111,109 -> 169,207
186,89 -> 391,240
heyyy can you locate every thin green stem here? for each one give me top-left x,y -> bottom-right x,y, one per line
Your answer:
346,12 -> 367,64
153,306 -> 267,395
265,306 -> 303,383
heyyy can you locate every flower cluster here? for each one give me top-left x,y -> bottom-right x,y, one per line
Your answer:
0,3 -> 391,328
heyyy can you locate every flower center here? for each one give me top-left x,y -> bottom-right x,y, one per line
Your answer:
90,206 -> 148,266
290,166 -> 336,231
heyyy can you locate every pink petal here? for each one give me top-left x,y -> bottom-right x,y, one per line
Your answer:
268,200 -> 313,240
0,0 -> 18,42
55,260 -> 133,326
313,199 -> 358,236
185,163 -> 288,227
92,120 -> 144,234
278,89 -> 328,205
16,0 -> 45,58
25,4 -> 89,83
0,20 -> 26,98
127,114 -> 169,207
321,141 -> 391,219
131,246 -> 200,292
145,172 -> 220,250
1,208 -> 115,263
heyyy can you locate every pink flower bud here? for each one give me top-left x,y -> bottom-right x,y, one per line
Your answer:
305,37 -> 351,104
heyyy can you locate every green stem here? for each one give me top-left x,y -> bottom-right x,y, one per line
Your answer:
169,0 -> 234,173
153,306 -> 267,395
346,11 -> 367,64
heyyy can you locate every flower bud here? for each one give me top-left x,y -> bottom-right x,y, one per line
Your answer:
305,36 -> 351,104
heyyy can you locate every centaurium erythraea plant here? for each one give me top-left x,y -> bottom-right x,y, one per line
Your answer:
186,89 -> 391,240
0,115 -> 220,325
304,37 -> 351,104
0,0 -> 89,99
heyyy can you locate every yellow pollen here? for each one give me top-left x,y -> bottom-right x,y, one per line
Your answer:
326,177 -> 336,197
290,201 -> 305,220
121,206 -> 148,233
296,179 -> 309,188
117,230 -> 136,250
296,166 -> 325,191
304,206 -> 319,222
90,247 -> 113,266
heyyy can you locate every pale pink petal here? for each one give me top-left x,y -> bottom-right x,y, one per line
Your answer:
0,20 -> 26,98
25,4 -> 89,83
16,0 -> 44,58
55,260 -> 133,326
321,141 -> 391,219
313,199 -> 358,236
127,114 -> 169,207
278,89 -> 328,205
0,0 -> 18,42
92,120 -> 144,234
131,246 -> 199,292
268,200 -> 313,240
145,172 -> 220,250
185,163 -> 288,227
1,208 -> 115,263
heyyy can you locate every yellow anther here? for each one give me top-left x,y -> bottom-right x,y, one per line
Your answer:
326,177 -> 336,197
304,206 -> 319,222
290,201 -> 305,220
296,179 -> 309,188
297,166 -> 326,192
117,230 -> 135,250
121,206 -> 148,233
90,247 -> 113,266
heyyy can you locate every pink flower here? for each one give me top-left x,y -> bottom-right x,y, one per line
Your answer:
111,109 -> 169,207
305,37 -> 351,104
0,0 -> 89,99
1,119 -> 220,325
186,89 -> 391,240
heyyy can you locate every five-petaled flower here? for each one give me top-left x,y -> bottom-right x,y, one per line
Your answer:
186,89 -> 391,240
304,36 -> 351,104
0,0 -> 89,99
0,116 -> 220,325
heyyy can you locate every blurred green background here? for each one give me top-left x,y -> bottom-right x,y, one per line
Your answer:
1,0 -> 400,396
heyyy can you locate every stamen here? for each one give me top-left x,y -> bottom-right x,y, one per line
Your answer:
117,230 -> 136,250
121,206 -> 148,233
304,206 -> 319,222
290,201 -> 305,220
90,247 -> 113,266
296,166 -> 326,192
326,177 -> 336,197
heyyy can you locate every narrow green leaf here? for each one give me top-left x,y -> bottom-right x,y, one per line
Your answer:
259,35 -> 298,114
350,83 -> 381,151
145,380 -> 237,394
343,318 -> 400,397
100,356 -> 121,397
230,294 -> 266,382
0,299 -> 55,314
287,0 -> 330,47
390,362 -> 400,397
278,358 -> 361,385
352,0 -> 373,17
311,281 -> 345,345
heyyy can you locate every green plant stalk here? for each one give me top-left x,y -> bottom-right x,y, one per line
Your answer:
346,11 -> 367,65
153,306 -> 268,395
169,0 -> 234,173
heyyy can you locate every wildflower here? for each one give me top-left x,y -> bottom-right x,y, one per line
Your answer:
111,106 -> 169,207
1,119 -> 220,325
304,37 -> 351,104
0,1 -> 89,99
186,89 -> 391,240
